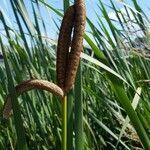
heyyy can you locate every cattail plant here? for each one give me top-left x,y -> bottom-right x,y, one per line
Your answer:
56,0 -> 86,149
3,0 -> 86,150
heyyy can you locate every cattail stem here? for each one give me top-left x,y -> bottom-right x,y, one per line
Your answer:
67,90 -> 74,150
75,62 -> 83,150
62,96 -> 67,150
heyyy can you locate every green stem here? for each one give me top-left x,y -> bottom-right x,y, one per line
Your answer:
75,63 -> 83,150
62,96 -> 67,150
67,90 -> 74,150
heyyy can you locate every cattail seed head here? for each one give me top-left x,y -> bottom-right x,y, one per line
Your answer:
56,6 -> 75,90
3,79 -> 64,119
64,0 -> 86,93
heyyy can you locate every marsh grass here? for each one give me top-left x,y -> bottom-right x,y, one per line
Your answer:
0,0 -> 150,149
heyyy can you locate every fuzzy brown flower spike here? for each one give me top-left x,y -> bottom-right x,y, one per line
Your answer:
56,6 -> 75,90
3,79 -> 64,119
64,0 -> 86,93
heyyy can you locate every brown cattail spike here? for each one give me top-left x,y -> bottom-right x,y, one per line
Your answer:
56,6 -> 75,90
3,79 -> 64,119
64,0 -> 86,93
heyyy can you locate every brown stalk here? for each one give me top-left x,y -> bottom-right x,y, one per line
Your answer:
56,6 -> 75,90
3,79 -> 64,119
64,0 -> 86,93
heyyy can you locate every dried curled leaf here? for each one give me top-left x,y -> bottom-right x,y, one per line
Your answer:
3,79 -> 64,119
57,6 -> 75,89
64,0 -> 86,93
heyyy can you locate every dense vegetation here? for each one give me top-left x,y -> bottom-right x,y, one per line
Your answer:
0,0 -> 150,149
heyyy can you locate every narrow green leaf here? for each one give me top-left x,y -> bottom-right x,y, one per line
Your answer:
0,37 -> 28,150
75,63 -> 83,150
